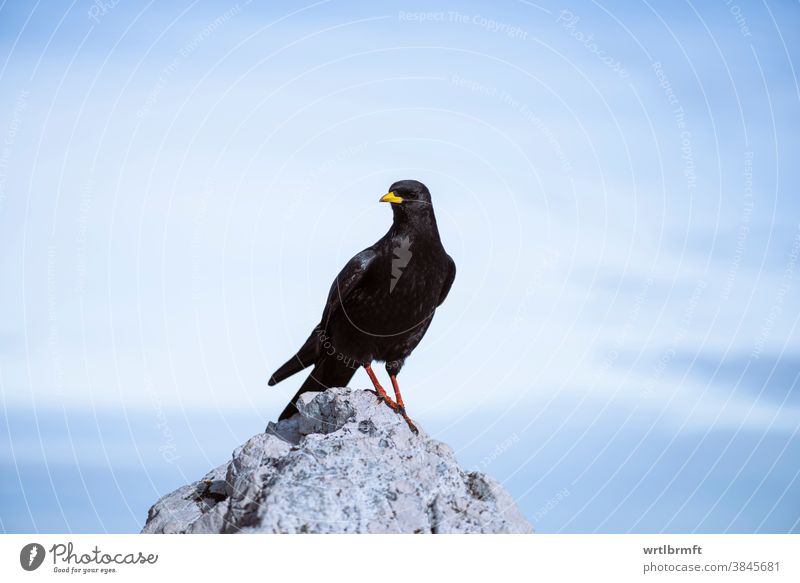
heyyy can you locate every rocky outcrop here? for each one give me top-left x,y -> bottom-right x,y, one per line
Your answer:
141,387 -> 532,534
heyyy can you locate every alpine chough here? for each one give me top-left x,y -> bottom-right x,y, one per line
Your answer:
268,180 -> 455,433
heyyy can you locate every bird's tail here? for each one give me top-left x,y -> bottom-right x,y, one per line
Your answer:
268,327 -> 321,386
278,356 -> 359,420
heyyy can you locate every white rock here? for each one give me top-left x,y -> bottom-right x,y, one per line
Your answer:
141,388 -> 532,534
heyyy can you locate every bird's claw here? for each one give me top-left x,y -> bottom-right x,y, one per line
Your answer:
403,416 -> 419,435
372,393 -> 417,434
394,406 -> 418,435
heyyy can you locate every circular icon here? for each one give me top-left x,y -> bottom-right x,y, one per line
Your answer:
19,543 -> 46,571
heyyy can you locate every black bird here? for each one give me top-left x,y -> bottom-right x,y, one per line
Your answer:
268,180 -> 455,433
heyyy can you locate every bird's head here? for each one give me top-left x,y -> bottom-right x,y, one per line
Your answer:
379,179 -> 431,206
379,180 -> 436,229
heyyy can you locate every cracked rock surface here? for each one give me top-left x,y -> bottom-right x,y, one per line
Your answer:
141,388 -> 532,534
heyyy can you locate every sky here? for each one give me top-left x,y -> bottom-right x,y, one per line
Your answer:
1,0 -> 799,533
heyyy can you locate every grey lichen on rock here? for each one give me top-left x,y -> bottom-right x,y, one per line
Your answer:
141,388 -> 532,534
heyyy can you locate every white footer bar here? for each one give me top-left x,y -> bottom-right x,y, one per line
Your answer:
1,534 -> 798,581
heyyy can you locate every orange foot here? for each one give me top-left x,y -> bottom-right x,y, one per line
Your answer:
363,365 -> 418,434
391,374 -> 418,435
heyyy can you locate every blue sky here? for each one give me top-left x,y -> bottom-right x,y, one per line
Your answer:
1,0 -> 799,533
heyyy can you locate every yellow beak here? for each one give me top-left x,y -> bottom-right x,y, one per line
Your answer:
379,191 -> 403,204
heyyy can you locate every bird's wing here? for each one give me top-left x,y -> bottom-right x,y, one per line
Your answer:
437,254 -> 456,307
320,247 -> 377,326
269,248 -> 376,386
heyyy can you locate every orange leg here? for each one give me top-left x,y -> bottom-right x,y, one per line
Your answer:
364,364 -> 398,409
390,375 -> 418,435
390,375 -> 406,410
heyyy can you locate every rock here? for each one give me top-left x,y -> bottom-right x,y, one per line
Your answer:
141,388 -> 532,534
